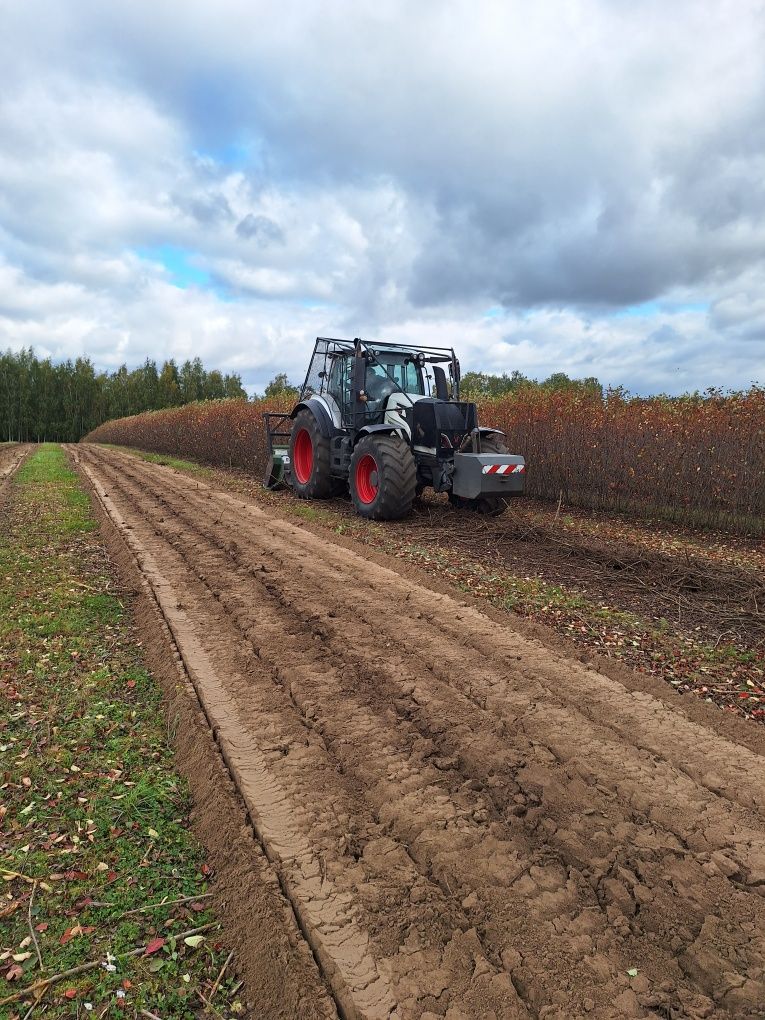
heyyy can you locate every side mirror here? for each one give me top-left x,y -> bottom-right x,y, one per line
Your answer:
433,366 -> 448,400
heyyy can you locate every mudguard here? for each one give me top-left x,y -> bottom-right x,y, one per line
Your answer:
290,398 -> 335,438
354,423 -> 408,444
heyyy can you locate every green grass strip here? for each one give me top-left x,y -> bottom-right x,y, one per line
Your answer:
0,445 -> 241,1017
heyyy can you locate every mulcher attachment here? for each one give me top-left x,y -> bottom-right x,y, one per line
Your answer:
263,413 -> 293,490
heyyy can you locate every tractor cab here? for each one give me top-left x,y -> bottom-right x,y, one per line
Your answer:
318,340 -> 447,428
360,353 -> 426,424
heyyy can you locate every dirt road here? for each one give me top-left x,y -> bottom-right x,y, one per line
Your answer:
71,444 -> 765,1020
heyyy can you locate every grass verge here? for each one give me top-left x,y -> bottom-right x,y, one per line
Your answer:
0,446 -> 241,1017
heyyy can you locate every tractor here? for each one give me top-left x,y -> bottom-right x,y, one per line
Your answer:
263,337 -> 525,520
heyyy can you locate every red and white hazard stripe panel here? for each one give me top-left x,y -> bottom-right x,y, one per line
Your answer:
482,463 -> 525,475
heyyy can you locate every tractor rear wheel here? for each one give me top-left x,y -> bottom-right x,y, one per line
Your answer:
449,432 -> 510,516
349,434 -> 417,520
289,409 -> 337,499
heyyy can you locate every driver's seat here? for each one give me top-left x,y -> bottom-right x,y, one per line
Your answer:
364,371 -> 395,424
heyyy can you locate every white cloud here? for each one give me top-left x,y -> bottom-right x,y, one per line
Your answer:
0,0 -> 764,393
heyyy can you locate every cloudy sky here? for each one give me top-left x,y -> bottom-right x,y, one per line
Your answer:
1,0 -> 764,395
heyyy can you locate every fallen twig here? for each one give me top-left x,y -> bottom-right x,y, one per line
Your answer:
713,629 -> 736,649
118,891 -> 213,919
210,949 -> 234,1000
27,881 -> 43,971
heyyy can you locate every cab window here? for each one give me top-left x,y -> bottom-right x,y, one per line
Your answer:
327,355 -> 352,418
368,359 -> 424,395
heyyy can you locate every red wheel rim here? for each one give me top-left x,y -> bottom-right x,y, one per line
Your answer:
355,454 -> 379,504
293,428 -> 313,484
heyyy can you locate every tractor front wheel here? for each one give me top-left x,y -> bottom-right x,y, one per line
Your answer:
289,409 -> 337,499
349,434 -> 417,520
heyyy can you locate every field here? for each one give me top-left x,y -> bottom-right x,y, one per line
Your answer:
3,441 -> 764,1019
84,386 -> 765,533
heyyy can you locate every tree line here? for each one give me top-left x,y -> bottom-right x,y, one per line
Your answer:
0,348 -> 247,443
259,369 -> 604,401
459,369 -> 603,399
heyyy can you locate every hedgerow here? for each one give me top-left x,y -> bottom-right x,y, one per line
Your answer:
83,388 -> 765,533
84,398 -> 292,474
490,386 -> 765,530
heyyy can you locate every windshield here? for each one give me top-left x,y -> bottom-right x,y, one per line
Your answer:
366,357 -> 424,397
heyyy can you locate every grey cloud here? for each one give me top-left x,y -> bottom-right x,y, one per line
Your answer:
181,192 -> 235,226
235,214 -> 284,245
8,5 -> 765,312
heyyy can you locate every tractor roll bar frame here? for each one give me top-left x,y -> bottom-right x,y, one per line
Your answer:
300,337 -> 461,403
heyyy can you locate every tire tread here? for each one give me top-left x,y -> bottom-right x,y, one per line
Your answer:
350,434 -> 417,520
289,409 -> 336,499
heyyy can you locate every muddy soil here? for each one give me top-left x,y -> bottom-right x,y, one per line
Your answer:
133,453 -> 764,719
255,479 -> 765,650
0,443 -> 28,491
71,445 -> 765,1020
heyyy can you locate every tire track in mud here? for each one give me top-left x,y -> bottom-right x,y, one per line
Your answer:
75,445 -> 765,1020
0,444 -> 30,497
74,448 -> 527,1020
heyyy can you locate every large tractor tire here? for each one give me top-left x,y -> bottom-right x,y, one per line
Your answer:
349,434 -> 417,520
449,432 -> 510,516
288,409 -> 337,499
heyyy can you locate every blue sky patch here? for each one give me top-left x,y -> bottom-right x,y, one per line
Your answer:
194,139 -> 257,170
615,300 -> 709,319
136,245 -> 210,289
